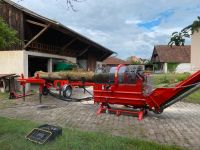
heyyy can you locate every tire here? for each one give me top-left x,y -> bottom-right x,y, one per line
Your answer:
62,85 -> 72,98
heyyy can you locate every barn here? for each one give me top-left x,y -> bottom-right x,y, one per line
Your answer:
0,0 -> 114,78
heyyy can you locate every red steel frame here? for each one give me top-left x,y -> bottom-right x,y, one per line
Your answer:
146,70 -> 200,112
17,65 -> 200,120
93,64 -> 147,120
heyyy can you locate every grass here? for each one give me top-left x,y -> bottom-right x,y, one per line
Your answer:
0,92 -> 8,100
184,89 -> 200,104
0,117 -> 182,150
152,73 -> 190,88
152,73 -> 200,104
0,92 -> 18,109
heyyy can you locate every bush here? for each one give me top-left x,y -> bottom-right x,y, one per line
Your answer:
0,17 -> 19,48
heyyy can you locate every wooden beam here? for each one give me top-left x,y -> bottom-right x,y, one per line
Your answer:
26,19 -> 47,27
23,24 -> 50,49
78,45 -> 90,57
62,38 -> 77,50
99,52 -> 109,60
20,12 -> 25,46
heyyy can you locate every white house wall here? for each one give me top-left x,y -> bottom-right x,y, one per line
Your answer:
175,63 -> 191,73
0,50 -> 77,77
191,29 -> 200,70
0,50 -> 25,75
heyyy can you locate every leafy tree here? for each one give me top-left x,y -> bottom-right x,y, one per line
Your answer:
66,0 -> 85,11
0,17 -> 19,48
182,16 -> 200,34
143,59 -> 152,65
132,61 -> 142,65
168,31 -> 190,47
168,16 -> 200,47
18,0 -> 85,11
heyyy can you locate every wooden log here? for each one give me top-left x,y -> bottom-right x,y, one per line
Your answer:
35,70 -> 95,82
35,70 -> 111,83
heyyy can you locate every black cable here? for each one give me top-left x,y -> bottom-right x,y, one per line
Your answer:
48,89 -> 93,102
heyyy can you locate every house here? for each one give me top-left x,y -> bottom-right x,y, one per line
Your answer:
0,0 -> 114,78
102,57 -> 130,67
151,45 -> 191,73
191,27 -> 200,70
126,56 -> 144,64
102,57 -> 145,71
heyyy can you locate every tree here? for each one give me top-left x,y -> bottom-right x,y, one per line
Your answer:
182,16 -> 200,34
168,16 -> 200,47
168,31 -> 190,47
132,60 -> 142,65
0,17 -> 19,49
17,0 -> 84,11
66,0 -> 85,11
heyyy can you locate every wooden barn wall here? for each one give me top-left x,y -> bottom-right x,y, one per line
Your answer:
87,52 -> 97,71
0,2 -> 24,50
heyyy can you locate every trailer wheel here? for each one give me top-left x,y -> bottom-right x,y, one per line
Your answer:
62,85 -> 72,98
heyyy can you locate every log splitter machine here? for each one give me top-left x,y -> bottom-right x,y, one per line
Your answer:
17,64 -> 200,120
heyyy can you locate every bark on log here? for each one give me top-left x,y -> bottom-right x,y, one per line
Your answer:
35,71 -> 95,82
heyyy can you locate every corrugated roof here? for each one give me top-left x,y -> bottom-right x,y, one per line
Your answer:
151,45 -> 191,63
2,0 -> 115,57
103,57 -> 130,65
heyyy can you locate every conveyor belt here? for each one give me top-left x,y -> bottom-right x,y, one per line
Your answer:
161,81 -> 200,109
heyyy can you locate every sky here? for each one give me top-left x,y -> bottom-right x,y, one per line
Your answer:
13,0 -> 200,59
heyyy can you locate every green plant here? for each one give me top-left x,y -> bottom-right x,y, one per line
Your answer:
132,61 -> 141,65
168,31 -> 190,47
168,16 -> 200,46
182,16 -> 200,34
167,63 -> 179,73
0,17 -> 19,48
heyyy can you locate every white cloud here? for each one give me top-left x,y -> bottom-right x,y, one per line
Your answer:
125,19 -> 142,25
12,0 -> 200,59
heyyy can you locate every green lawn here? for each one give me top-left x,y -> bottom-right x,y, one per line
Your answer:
152,73 -> 190,88
0,117 -> 182,150
152,73 -> 200,104
184,89 -> 200,104
0,92 -> 8,100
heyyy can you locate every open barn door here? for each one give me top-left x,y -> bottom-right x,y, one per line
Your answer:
28,56 -> 48,77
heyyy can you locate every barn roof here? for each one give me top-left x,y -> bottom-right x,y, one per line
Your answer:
103,57 -> 130,65
151,45 -> 191,63
2,0 -> 115,60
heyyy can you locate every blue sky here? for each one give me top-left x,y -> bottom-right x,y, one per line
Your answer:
138,9 -> 174,29
13,0 -> 200,59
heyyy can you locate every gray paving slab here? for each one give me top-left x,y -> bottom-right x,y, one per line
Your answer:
0,93 -> 200,150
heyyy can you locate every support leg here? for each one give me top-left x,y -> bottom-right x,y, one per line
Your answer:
39,85 -> 43,104
96,104 -> 103,115
138,110 -> 144,121
23,85 -> 25,102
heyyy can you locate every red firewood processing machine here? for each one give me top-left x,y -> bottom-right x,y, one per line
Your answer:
17,64 -> 200,120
